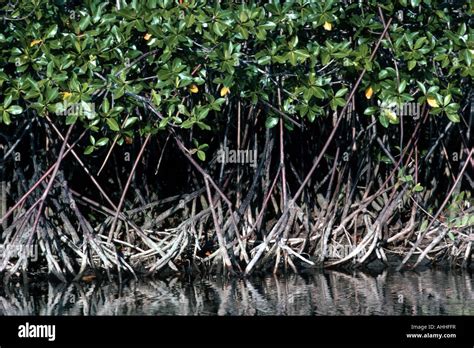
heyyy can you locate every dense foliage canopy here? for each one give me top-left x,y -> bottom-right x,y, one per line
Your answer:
1,0 -> 472,147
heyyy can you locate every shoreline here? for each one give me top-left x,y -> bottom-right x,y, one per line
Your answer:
1,253 -> 472,285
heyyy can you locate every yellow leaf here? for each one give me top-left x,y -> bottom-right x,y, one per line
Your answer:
427,97 -> 439,108
144,33 -> 152,41
323,22 -> 332,31
62,92 -> 73,100
189,84 -> 199,93
365,86 -> 373,99
30,39 -> 43,47
386,109 -> 398,123
220,87 -> 230,97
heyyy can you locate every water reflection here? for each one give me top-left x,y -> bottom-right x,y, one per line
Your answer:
0,270 -> 472,315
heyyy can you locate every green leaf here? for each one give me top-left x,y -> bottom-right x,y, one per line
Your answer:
260,21 -> 276,30
398,80 -> 407,94
420,219 -> 428,231
45,87 -> 59,103
124,117 -> 138,128
6,105 -> 22,115
213,22 -> 224,37
159,118 -> 169,129
289,36 -> 298,49
458,215 -> 469,227
427,86 -> 440,94
334,97 -> 346,107
66,115 -> 78,125
364,106 -> 378,115
378,114 -> 389,128
257,55 -> 271,65
102,98 -> 110,113
378,69 -> 389,79
287,51 -> 297,66
446,112 -> 460,123
303,88 -> 313,102
96,137 -> 109,147
107,118 -> 120,131
321,52 -> 330,66
469,215 -> 474,226
239,11 -> 249,23
414,37 -> 426,50
197,150 -> 206,161
270,54 -> 286,66
408,60 -> 416,71
196,121 -> 211,131
416,81 -> 426,94
265,116 -> 279,129
113,87 -> 125,100
445,103 -> 460,113
443,94 -> 452,106
2,111 -> 11,125
181,119 -> 195,129
335,88 -> 348,98
84,145 -> 95,155
151,90 -> 161,106
45,24 -> 58,39
47,61 -> 54,77
294,49 -> 310,62
380,155 -> 393,164
196,107 -> 210,120
3,95 -> 12,108
447,231 -> 455,241
79,15 -> 91,31
463,49 -> 472,66
312,87 -> 325,99
413,183 -> 424,192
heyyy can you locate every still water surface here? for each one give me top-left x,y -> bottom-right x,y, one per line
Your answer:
1,269 -> 472,315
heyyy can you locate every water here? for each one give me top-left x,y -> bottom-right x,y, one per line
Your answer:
0,269 -> 472,315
